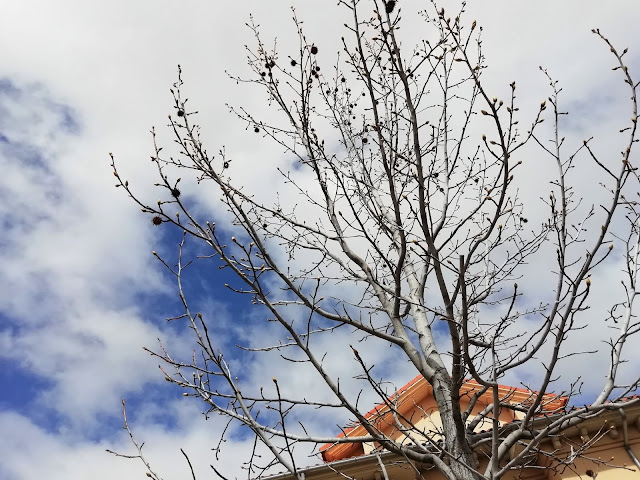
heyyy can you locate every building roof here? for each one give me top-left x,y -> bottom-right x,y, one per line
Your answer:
319,375 -> 569,462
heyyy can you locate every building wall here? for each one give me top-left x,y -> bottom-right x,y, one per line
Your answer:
361,389 -> 525,456
283,407 -> 640,480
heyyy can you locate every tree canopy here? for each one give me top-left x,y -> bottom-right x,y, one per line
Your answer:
110,1 -> 639,479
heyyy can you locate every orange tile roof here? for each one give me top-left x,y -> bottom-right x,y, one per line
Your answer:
319,375 -> 568,462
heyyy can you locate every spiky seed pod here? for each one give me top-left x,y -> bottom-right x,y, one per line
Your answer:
177,109 -> 185,117
152,216 -> 163,226
171,188 -> 181,198
310,45 -> 318,55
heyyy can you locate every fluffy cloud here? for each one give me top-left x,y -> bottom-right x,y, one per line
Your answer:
0,1 -> 639,479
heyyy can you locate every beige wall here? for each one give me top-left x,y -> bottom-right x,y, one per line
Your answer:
361,389 -> 525,456
540,426 -> 640,479
273,406 -> 640,480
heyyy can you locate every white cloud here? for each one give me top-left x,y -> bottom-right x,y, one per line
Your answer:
0,406 -> 277,480
0,1 -> 639,479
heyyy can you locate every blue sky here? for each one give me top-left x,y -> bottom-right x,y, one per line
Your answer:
1,1 -> 639,479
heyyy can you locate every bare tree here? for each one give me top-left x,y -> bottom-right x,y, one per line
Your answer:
110,1 -> 639,479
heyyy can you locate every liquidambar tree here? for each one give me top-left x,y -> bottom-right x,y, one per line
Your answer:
110,1 -> 639,479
